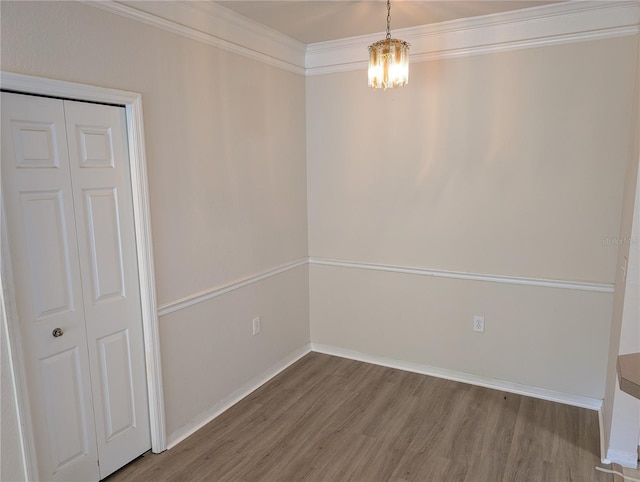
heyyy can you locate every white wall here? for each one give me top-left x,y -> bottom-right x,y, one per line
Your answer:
602,36 -> 640,461
307,36 -> 637,399
1,307 -> 26,482
0,0 -> 309,450
605,177 -> 640,466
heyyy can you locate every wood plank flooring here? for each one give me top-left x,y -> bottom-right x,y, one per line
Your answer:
107,352 -> 612,482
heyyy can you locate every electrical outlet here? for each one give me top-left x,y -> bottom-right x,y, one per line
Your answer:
473,315 -> 484,333
252,317 -> 261,335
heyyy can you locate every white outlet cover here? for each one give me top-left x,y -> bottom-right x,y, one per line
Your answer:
473,315 -> 485,332
252,317 -> 261,335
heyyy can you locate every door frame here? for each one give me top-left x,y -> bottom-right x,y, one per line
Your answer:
0,72 -> 167,480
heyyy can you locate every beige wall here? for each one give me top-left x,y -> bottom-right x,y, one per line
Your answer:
307,36 -> 637,398
1,0 -> 309,447
160,265 -> 309,437
310,264 -> 613,396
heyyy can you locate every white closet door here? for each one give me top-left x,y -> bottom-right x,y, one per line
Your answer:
64,100 -> 150,479
1,92 -> 151,481
2,92 -> 100,481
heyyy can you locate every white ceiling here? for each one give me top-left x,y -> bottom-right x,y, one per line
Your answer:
214,1 -> 564,44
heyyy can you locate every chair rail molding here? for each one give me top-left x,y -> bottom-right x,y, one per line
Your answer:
309,258 -> 614,293
159,256 -> 612,321
158,258 -> 308,316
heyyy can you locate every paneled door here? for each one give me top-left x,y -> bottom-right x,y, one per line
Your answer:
1,92 -> 151,481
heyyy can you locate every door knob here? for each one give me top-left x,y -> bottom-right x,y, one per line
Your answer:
52,327 -> 64,338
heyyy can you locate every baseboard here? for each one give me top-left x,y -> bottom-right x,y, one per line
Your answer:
311,343 -> 603,411
599,405 -> 610,464
165,342 -> 604,450
606,449 -> 640,468
166,343 -> 312,449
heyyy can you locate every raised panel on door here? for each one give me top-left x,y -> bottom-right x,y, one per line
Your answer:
64,99 -> 151,479
96,330 -> 137,441
40,348 -> 92,472
11,119 -> 60,169
1,92 -> 100,481
83,187 -> 126,304
19,190 -> 75,320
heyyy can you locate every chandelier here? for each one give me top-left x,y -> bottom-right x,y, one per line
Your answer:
368,0 -> 410,89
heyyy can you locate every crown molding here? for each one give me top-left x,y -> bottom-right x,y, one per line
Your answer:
80,1 -> 638,77
81,0 -> 306,75
306,1 -> 640,75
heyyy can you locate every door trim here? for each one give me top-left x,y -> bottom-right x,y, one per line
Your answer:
0,72 -> 167,478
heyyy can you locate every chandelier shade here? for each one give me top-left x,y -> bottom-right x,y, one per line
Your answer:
368,0 -> 410,89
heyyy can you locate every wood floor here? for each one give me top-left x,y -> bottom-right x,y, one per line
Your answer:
107,352 -> 612,482
614,463 -> 640,482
